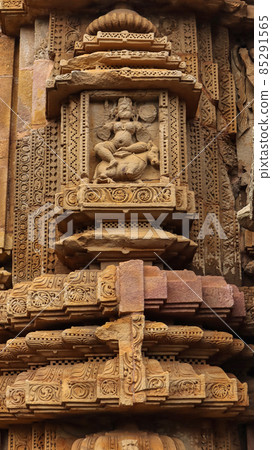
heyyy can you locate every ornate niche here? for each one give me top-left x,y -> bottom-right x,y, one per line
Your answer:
58,89 -> 190,203
89,93 -> 161,184
50,6 -> 200,267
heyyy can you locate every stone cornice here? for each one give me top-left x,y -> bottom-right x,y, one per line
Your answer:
0,0 -> 253,36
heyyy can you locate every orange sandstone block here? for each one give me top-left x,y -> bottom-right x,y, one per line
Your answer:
118,260 -> 144,314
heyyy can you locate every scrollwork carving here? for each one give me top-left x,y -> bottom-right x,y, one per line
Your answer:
27,384 -> 61,404
97,265 -> 117,307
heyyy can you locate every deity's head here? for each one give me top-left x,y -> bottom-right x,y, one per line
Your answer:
121,440 -> 139,450
117,97 -> 133,120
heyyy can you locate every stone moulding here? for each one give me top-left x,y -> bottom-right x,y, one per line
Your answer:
74,32 -> 171,54
60,51 -> 185,73
56,183 -> 185,211
6,421 -> 247,449
0,314 -> 249,420
46,69 -> 201,119
0,323 -> 252,370
0,260 -> 246,332
0,2 -> 253,37
86,9 -> 158,35
3,358 -> 246,418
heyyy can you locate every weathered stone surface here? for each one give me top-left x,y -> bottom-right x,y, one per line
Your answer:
165,270 -> 202,307
0,2 -> 253,446
237,203 -> 254,231
144,266 -> 167,300
0,32 -> 14,258
32,59 -> 54,126
0,262 -> 246,330
47,69 -> 202,119
200,276 -> 234,310
118,260 -> 145,314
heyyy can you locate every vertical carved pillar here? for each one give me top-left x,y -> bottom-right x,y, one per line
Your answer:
79,91 -> 90,180
96,314 -> 146,406
213,26 -> 241,282
0,31 -> 15,260
178,14 -> 198,79
13,125 -> 59,283
159,90 -> 170,177
61,96 -> 81,185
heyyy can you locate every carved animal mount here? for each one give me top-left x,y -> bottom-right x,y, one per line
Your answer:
94,142 -> 159,183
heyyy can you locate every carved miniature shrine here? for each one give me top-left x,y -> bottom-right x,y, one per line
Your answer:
0,1 -> 254,449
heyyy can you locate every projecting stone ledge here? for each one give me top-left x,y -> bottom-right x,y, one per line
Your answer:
0,260 -> 246,332
46,69 -> 201,119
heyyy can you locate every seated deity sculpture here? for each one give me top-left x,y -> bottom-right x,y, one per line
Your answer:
93,97 -> 159,183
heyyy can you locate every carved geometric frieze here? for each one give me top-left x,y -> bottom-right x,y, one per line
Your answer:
218,70 -> 237,134
0,0 -> 25,12
5,421 -> 247,449
200,93 -> 217,128
200,62 -> 219,101
74,32 -> 171,55
197,22 -> 213,62
49,13 -> 82,75
213,26 -> 230,70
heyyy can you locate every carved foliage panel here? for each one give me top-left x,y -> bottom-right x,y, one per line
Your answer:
61,97 -> 81,185
218,69 -> 237,134
13,124 -> 59,284
178,15 -> 198,79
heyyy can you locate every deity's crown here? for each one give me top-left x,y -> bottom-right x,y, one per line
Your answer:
118,97 -> 132,108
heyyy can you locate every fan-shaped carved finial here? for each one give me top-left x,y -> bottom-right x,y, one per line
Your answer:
86,6 -> 157,35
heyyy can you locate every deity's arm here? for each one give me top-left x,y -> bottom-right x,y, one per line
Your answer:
97,121 -> 114,140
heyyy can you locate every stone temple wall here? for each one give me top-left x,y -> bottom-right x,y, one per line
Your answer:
0,1 -> 253,449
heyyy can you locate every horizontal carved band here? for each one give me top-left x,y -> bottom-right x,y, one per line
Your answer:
56,183 -> 194,212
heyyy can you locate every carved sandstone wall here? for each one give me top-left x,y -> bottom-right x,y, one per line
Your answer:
0,2 -> 253,449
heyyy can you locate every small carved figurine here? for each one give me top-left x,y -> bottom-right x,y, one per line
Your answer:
93,97 -> 159,183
